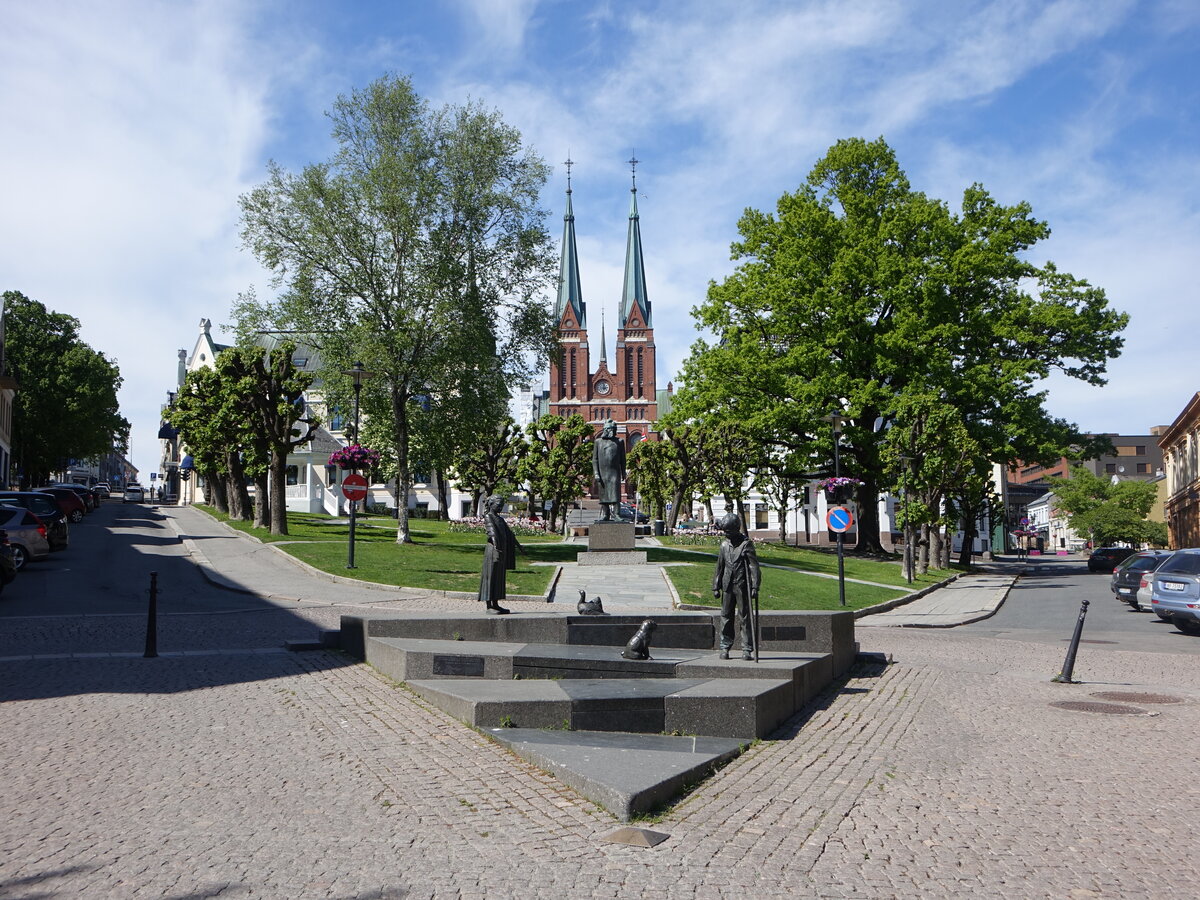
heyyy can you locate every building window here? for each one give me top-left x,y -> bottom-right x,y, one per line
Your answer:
1105,463 -> 1116,474
1136,445 -> 1146,455
569,350 -> 577,396
1137,463 -> 1150,474
286,465 -> 300,486
755,503 -> 769,530
461,500 -> 473,518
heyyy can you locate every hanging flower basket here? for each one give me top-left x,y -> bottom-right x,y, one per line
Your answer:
328,444 -> 380,471
816,476 -> 863,503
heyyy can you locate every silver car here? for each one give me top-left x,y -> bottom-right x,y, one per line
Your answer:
1146,549 -> 1200,635
0,504 -> 51,570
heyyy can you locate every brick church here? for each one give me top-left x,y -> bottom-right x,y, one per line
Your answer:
546,159 -> 662,451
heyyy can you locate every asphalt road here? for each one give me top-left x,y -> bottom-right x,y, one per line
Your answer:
0,498 -> 280,618
963,553 -> 1200,656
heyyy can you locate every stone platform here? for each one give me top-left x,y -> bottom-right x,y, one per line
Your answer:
339,610 -> 856,818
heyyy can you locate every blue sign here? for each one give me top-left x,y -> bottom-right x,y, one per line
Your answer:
827,506 -> 854,534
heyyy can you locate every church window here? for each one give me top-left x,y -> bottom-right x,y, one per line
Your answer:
570,350 -> 577,396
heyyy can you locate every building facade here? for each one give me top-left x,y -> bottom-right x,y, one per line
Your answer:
1160,391 -> 1200,549
547,161 -> 657,453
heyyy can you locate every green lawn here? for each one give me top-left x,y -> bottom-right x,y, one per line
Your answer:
193,507 -> 955,607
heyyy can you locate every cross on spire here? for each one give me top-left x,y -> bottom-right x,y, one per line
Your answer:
628,151 -> 639,191
564,154 -> 574,192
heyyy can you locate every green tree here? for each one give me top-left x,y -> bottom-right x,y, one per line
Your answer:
237,74 -> 557,544
448,417 -> 527,517
3,291 -> 128,488
627,439 -> 673,521
1051,466 -> 1161,548
675,137 -> 1127,553
216,343 -> 317,535
517,413 -> 592,533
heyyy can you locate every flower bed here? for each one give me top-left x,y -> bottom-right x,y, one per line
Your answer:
449,516 -> 548,537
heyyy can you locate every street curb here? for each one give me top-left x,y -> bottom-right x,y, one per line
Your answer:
892,575 -> 1019,628
853,572 -> 964,619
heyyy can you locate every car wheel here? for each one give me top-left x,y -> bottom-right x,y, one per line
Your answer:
1172,617 -> 1200,636
69,509 -> 84,523
10,544 -> 27,571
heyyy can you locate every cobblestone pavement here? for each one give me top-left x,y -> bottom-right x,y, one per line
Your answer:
4,611 -> 1199,898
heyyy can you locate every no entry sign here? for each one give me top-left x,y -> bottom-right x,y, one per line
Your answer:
341,473 -> 368,502
826,505 -> 854,534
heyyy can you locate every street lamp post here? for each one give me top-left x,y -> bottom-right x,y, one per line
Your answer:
898,454 -> 913,584
343,361 -> 374,569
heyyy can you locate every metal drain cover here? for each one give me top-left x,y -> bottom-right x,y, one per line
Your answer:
1090,691 -> 1183,705
1050,700 -> 1145,715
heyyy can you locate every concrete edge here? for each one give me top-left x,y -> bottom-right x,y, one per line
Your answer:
894,575 -> 1020,629
853,572 -> 964,619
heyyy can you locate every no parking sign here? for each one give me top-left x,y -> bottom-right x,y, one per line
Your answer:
826,505 -> 854,533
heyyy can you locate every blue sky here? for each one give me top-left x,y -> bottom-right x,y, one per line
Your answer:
2,0 -> 1198,479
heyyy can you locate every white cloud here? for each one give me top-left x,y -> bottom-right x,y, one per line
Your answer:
0,1 -> 281,476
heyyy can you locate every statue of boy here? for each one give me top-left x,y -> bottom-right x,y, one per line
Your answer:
591,418 -> 626,522
712,512 -> 761,660
478,495 -> 522,615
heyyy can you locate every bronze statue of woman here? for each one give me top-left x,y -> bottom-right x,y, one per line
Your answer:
478,494 -> 521,615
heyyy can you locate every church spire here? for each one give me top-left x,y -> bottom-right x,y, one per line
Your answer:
619,152 -> 651,328
554,155 -> 586,328
599,307 -> 607,363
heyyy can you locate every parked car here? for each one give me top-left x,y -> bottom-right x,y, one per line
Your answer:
123,484 -> 145,503
0,505 -> 51,569
619,505 -> 650,524
1087,546 -> 1134,572
0,531 -> 17,594
93,482 -> 111,498
1110,550 -> 1174,608
1144,548 -> 1200,635
0,492 -> 69,551
36,486 -> 88,523
48,482 -> 95,512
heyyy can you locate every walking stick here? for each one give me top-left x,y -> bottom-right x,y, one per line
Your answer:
754,591 -> 760,664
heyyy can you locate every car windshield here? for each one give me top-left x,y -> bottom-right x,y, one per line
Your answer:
1159,553 -> 1200,576
1122,556 -> 1163,573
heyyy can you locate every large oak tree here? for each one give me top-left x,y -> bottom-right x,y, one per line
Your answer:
674,138 -> 1127,553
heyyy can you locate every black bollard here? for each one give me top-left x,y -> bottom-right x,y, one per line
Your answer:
144,571 -> 158,658
1051,598 -> 1089,683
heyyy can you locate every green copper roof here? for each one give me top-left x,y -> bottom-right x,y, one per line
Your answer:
555,187 -> 586,328
620,187 -> 651,327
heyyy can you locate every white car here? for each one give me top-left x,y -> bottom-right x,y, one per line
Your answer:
123,484 -> 145,503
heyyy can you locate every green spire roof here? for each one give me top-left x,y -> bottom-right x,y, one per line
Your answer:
554,167 -> 586,328
620,176 -> 651,328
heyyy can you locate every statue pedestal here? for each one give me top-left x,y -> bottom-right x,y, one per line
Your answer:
578,522 -> 646,564
588,521 -> 636,552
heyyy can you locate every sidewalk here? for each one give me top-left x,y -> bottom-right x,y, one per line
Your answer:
163,504 -> 1020,626
856,559 -> 1025,628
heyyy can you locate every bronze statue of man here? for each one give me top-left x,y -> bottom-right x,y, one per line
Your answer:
478,494 -> 521,615
592,418 -> 626,522
713,512 -> 761,660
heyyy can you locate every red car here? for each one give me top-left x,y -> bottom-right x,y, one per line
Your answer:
37,487 -> 87,524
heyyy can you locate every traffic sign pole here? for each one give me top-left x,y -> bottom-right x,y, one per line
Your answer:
341,474 -> 369,569
826,506 -> 855,607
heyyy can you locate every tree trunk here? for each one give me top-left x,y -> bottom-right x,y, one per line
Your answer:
917,523 -> 930,575
204,469 -> 229,514
268,451 -> 288,535
253,472 -> 269,529
393,389 -> 413,544
436,470 -> 450,520
853,479 -> 887,554
226,452 -> 253,521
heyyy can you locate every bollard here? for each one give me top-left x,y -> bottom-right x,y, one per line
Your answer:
144,571 -> 158,658
1051,598 -> 1089,683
